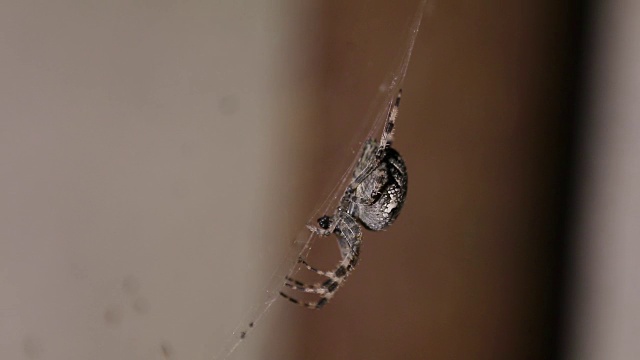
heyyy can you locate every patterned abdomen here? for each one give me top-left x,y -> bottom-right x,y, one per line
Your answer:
356,147 -> 408,231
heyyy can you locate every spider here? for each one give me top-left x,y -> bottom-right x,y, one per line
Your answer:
279,89 -> 408,309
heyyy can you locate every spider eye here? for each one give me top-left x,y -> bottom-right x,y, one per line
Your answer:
317,216 -> 331,230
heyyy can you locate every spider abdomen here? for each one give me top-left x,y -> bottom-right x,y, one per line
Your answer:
356,147 -> 408,231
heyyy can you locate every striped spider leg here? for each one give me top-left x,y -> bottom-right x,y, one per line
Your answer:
279,212 -> 362,309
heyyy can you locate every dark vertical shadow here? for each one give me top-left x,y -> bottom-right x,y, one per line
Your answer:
549,0 -> 595,359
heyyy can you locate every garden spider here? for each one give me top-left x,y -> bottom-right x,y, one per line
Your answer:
279,89 -> 408,309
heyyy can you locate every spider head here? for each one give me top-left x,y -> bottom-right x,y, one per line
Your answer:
317,215 -> 332,230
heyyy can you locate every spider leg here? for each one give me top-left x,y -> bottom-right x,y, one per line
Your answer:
279,291 -> 331,310
349,90 -> 402,189
280,259 -> 352,309
350,189 -> 382,206
297,257 -> 335,277
379,88 -> 402,150
281,238 -> 358,308
284,277 -> 326,294
282,211 -> 361,309
284,276 -> 341,295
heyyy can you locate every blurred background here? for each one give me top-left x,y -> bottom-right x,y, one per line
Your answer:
0,1 -> 638,360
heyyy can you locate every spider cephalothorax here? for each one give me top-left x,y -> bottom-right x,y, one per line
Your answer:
280,90 -> 408,309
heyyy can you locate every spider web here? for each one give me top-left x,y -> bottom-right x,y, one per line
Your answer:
213,1 -> 430,359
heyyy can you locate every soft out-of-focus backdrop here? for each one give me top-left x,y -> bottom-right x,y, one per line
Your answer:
1,1 -> 638,360
0,2 -> 317,359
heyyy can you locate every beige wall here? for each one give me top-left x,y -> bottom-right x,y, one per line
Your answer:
0,2 -> 317,359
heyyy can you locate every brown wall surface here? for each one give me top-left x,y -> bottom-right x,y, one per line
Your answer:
288,1 -> 577,359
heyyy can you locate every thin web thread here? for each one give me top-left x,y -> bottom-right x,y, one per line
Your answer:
213,1 -> 429,359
